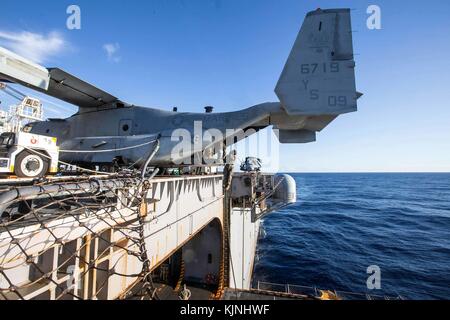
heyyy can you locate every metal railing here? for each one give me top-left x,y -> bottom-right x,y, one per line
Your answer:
255,281 -> 403,300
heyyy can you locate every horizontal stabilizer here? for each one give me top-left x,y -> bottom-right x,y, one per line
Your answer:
275,8 -> 359,116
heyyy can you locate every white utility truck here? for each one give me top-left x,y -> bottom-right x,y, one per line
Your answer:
0,48 -> 59,178
0,131 -> 59,178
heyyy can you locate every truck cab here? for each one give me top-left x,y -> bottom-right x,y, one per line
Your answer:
0,131 -> 59,178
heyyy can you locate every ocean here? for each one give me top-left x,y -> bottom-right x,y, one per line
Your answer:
253,173 -> 450,300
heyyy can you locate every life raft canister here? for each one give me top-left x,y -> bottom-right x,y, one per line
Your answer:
318,290 -> 341,300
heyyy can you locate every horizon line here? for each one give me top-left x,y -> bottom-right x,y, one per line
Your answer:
279,171 -> 450,174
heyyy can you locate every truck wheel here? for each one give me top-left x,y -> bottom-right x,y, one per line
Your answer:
14,151 -> 49,178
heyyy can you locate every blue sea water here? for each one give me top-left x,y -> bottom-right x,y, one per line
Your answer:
253,173 -> 450,300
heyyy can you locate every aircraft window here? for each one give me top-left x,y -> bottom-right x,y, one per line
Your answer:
122,124 -> 129,132
319,21 -> 322,31
207,253 -> 212,264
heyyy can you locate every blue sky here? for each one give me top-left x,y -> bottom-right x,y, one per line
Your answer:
0,0 -> 449,172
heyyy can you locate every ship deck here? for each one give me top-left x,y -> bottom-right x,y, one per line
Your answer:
154,283 -> 215,300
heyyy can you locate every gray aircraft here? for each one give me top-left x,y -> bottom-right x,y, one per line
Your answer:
0,8 -> 361,171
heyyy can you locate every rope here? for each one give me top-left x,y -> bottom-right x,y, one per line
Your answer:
174,259 -> 185,292
18,137 -> 159,176
20,145 -> 115,176
59,138 -> 158,153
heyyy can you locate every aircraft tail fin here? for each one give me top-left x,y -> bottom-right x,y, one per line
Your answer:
275,8 -> 360,116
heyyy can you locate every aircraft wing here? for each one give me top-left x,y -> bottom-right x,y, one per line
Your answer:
45,68 -> 120,108
0,46 -> 121,109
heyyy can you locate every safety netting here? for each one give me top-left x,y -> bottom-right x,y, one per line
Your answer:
0,174 -> 158,300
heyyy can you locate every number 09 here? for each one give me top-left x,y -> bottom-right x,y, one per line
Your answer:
328,96 -> 347,107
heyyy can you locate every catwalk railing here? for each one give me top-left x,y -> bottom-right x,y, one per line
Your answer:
254,281 -> 404,300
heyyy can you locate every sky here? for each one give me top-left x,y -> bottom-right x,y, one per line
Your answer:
0,0 -> 449,172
